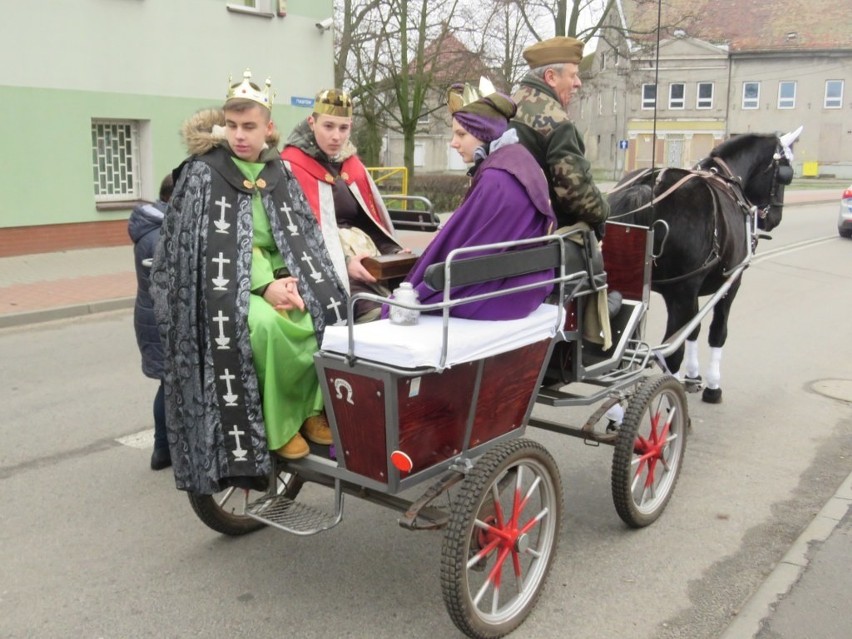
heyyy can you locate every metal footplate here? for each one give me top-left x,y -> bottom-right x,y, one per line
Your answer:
245,480 -> 344,536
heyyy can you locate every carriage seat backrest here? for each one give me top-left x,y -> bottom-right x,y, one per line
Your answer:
422,229 -> 605,295
601,222 -> 652,303
384,194 -> 441,232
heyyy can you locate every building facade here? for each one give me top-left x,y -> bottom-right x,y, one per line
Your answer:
575,0 -> 852,179
0,0 -> 335,256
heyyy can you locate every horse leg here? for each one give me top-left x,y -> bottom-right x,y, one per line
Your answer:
682,339 -> 703,392
661,289 -> 700,380
702,280 -> 742,403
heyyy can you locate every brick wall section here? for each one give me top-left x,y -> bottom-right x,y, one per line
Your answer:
0,220 -> 131,257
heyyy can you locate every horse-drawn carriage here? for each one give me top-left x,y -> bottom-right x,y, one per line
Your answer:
185,129 -> 800,638
187,217 -> 689,638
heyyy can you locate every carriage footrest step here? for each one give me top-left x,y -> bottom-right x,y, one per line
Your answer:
245,493 -> 342,536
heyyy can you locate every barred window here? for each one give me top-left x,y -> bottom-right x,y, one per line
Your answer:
91,120 -> 140,202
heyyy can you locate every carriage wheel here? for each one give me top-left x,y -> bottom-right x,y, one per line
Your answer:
187,471 -> 304,536
441,439 -> 562,639
612,375 -> 688,528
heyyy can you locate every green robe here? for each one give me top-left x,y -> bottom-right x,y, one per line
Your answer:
234,157 -> 323,450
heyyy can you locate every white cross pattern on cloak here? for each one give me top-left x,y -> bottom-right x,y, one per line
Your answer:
211,253 -> 231,290
326,296 -> 344,324
229,425 -> 248,461
279,202 -> 299,235
213,196 -> 232,234
213,309 -> 231,349
301,251 -> 324,282
219,368 -> 239,406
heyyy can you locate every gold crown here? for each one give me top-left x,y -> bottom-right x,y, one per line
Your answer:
314,89 -> 353,117
447,76 -> 497,114
226,69 -> 274,109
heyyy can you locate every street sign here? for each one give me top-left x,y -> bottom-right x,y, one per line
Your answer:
291,96 -> 315,108
618,139 -> 629,150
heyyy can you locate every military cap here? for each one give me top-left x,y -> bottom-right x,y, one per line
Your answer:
522,36 -> 585,68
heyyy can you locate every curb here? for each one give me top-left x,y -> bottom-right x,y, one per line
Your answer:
718,469 -> 852,639
0,297 -> 134,329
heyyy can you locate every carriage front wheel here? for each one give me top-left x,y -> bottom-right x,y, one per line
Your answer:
441,438 -> 562,639
612,375 -> 688,528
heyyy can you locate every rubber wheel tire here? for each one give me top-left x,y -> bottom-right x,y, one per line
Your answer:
187,471 -> 304,536
612,375 -> 688,528
441,438 -> 562,639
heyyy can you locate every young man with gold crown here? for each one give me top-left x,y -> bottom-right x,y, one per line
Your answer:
150,70 -> 349,495
281,88 -> 406,322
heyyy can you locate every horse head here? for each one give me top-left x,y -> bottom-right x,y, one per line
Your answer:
703,127 -> 802,232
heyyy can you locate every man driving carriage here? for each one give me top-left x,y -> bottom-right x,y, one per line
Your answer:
511,36 -> 610,238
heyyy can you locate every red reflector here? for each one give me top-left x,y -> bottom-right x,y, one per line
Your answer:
390,450 -> 414,473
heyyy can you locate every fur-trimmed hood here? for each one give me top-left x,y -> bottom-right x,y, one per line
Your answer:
181,107 -> 282,156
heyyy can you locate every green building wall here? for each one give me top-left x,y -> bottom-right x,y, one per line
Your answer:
0,0 -> 334,248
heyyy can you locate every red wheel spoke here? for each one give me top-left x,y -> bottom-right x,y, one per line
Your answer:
487,545 -> 512,588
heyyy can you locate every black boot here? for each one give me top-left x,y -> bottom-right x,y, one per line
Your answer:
150,447 -> 172,471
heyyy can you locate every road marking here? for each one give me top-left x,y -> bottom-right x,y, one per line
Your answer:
752,236 -> 836,263
116,429 -> 154,449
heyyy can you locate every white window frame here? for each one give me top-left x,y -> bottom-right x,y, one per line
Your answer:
417,112 -> 430,125
696,82 -> 714,109
226,0 -> 275,18
91,119 -> 141,203
642,83 -> 656,110
825,80 -> 844,109
778,81 -> 796,109
742,82 -> 760,109
668,83 -> 685,109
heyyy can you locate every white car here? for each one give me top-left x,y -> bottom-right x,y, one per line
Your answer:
839,184 -> 852,238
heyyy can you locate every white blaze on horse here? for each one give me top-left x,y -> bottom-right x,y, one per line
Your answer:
607,126 -> 803,403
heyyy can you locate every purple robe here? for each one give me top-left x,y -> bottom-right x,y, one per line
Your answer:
403,143 -> 556,320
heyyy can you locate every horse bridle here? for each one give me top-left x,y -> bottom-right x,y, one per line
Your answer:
763,141 -> 795,213
728,139 -> 793,221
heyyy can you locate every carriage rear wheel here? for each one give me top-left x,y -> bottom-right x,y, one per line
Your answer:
441,439 -> 562,639
187,471 -> 304,536
612,375 -> 688,528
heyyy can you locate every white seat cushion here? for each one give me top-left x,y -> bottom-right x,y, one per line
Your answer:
321,304 -> 560,369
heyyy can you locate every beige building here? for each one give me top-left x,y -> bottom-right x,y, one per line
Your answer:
577,0 -> 852,178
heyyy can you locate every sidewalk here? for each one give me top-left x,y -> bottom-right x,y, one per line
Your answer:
0,187 -> 847,637
0,245 -> 136,328
0,188 -> 838,329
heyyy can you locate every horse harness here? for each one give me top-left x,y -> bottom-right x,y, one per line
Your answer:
607,144 -> 791,285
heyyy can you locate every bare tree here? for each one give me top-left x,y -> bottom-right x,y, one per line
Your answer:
335,0 -> 470,176
330,0 -> 648,175
511,0 -> 616,41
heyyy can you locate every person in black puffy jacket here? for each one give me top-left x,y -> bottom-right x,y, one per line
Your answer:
128,174 -> 174,470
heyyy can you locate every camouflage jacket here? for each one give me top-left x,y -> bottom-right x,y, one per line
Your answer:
511,75 -> 609,229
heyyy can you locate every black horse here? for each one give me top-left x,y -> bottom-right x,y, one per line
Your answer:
607,128 -> 801,402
